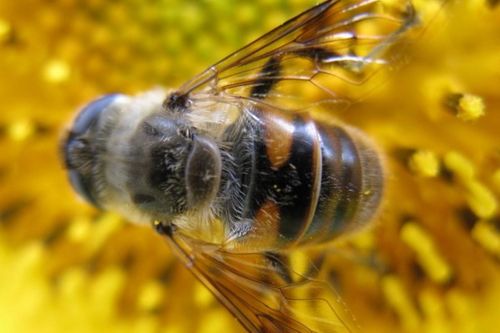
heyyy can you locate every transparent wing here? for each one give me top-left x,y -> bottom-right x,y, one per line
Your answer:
158,224 -> 358,333
167,0 -> 418,113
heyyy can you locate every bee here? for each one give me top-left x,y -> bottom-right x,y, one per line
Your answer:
63,0 -> 424,332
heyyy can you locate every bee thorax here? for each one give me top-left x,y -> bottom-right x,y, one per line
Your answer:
185,135 -> 222,209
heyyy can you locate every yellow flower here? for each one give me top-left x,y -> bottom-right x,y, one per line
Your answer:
0,1 -> 498,333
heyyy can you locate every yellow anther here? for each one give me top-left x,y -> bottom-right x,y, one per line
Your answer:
198,309 -> 231,333
492,169 -> 500,192
464,181 -> 497,219
418,289 -> 447,332
446,289 -> 477,333
193,282 -> 214,308
472,221 -> 500,258
89,267 -> 126,317
13,242 -> 46,276
351,230 -> 375,251
382,275 -> 420,331
132,315 -> 159,332
0,18 -> 11,42
443,151 -> 475,182
58,267 -> 88,299
84,213 -> 123,255
408,150 -> 440,177
137,280 -> 164,311
7,119 -> 34,142
161,325 -> 184,333
43,60 -> 71,83
66,216 -> 92,242
401,222 -> 452,283
453,93 -> 485,121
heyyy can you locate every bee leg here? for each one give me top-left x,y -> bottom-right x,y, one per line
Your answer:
163,91 -> 192,112
152,221 -> 200,269
152,220 -> 176,237
264,252 -> 294,284
265,250 -> 327,284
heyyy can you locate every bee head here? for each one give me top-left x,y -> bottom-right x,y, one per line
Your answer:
62,90 -> 222,225
126,112 -> 222,219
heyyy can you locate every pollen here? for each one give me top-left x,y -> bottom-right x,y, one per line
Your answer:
472,221 -> 500,259
43,59 -> 71,83
401,222 -> 453,284
408,150 -> 440,177
198,310 -> 232,333
0,18 -> 11,42
83,213 -> 124,255
443,151 -> 476,182
418,289 -> 447,331
7,119 -> 34,142
493,169 -> 500,192
382,275 -> 419,331
137,280 -> 165,312
193,281 -> 214,308
66,215 -> 92,242
448,93 -> 486,121
464,181 -> 497,219
88,267 -> 126,317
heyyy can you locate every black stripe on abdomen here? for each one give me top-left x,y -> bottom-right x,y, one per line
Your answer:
302,125 -> 363,243
234,112 -> 321,247
275,116 -> 320,244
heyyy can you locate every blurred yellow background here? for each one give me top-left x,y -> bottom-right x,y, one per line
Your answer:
0,0 -> 499,333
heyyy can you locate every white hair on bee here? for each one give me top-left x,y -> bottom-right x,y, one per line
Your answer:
186,97 -> 243,138
90,90 -> 167,220
216,108 -> 261,229
171,192 -> 222,243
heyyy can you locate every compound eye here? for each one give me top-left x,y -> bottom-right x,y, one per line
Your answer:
64,94 -> 121,208
71,94 -> 122,135
68,169 -> 99,207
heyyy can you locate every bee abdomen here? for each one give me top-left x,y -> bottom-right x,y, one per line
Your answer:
265,115 -> 384,247
226,110 -> 383,249
301,125 -> 384,244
